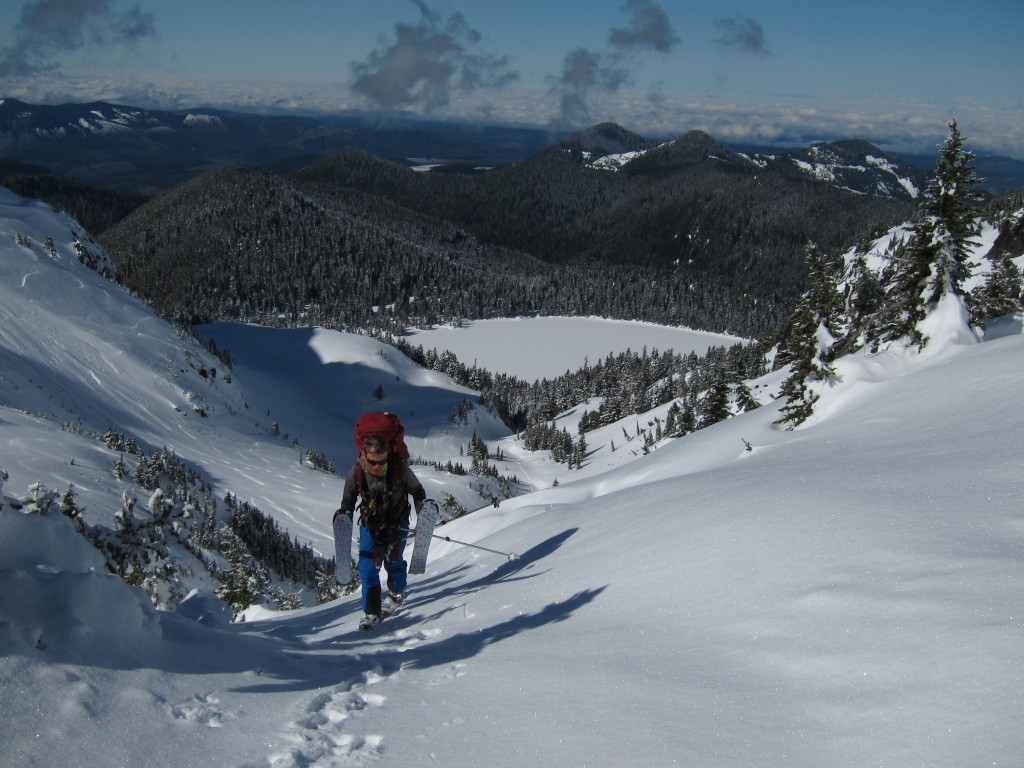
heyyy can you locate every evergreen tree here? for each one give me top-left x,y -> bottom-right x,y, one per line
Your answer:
698,378 -> 732,429
790,244 -> 842,361
316,567 -> 342,604
468,431 -> 488,460
216,527 -> 268,621
774,242 -> 843,428
113,453 -> 127,480
274,589 -> 305,611
663,403 -> 679,437
882,119 -> 984,346
60,484 -> 83,529
733,381 -> 760,413
774,304 -> 825,429
574,432 -> 588,469
115,491 -> 136,532
681,399 -> 697,435
837,250 -> 885,354
805,242 -> 844,331
973,252 -> 1023,326
103,425 -> 122,450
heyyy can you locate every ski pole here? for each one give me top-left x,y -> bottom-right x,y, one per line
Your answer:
431,533 -> 518,561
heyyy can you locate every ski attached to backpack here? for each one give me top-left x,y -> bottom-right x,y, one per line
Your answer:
333,511 -> 353,584
408,499 -> 440,575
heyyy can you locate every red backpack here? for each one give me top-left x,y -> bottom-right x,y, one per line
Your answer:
354,411 -> 410,462
353,412 -> 411,531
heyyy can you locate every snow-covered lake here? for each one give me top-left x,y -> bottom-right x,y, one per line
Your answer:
403,317 -> 745,380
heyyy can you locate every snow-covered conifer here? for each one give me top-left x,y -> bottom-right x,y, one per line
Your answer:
698,378 -> 732,429
973,252 -> 1023,326
882,119 -> 983,346
837,250 -> 885,354
774,243 -> 842,427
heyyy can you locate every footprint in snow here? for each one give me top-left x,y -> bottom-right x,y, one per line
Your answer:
392,625 -> 442,650
269,670 -> 388,766
169,691 -> 225,728
429,662 -> 468,687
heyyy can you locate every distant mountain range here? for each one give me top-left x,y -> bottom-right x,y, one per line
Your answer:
0,98 -> 554,195
2,98 -> 1022,197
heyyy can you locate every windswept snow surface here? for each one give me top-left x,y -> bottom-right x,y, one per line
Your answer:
1,187 -> 1022,767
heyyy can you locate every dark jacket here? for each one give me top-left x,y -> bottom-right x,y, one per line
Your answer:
338,456 -> 426,530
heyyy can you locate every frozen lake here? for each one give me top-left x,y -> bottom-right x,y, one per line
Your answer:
403,317 -> 745,380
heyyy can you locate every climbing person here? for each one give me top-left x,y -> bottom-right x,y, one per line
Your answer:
334,415 -> 426,631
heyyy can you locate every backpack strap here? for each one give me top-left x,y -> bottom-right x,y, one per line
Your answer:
354,454 -> 409,526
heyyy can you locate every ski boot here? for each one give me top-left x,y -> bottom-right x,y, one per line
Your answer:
381,591 -> 404,617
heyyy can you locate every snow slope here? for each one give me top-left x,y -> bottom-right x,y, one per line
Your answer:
1,188 -> 1022,767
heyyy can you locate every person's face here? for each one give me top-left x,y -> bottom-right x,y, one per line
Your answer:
364,449 -> 388,475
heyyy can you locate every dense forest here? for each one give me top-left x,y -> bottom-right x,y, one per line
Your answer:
100,165 -> 782,337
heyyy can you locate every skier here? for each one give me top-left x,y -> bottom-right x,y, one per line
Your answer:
335,431 -> 426,631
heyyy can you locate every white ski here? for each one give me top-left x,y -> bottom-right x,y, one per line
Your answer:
408,499 -> 439,574
333,512 -> 353,584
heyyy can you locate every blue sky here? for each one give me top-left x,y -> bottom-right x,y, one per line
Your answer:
0,0 -> 1021,158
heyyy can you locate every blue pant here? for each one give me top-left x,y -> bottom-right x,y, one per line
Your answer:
357,524 -> 407,615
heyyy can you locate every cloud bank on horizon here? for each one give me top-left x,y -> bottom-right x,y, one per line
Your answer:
0,0 -> 1020,160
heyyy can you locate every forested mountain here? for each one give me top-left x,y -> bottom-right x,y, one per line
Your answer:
100,166 -> 768,336
294,128 -> 916,282
101,166 -> 554,329
98,123 -> 914,338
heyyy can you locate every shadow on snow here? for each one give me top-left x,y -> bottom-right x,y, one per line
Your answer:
232,528 -> 595,693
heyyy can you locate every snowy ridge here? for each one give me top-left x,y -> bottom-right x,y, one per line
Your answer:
584,148 -> 647,171
789,144 -> 922,197
578,132 -> 926,200
865,153 -> 921,197
41,105 -> 160,137
0,188 -> 1022,767
4,101 -> 226,140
